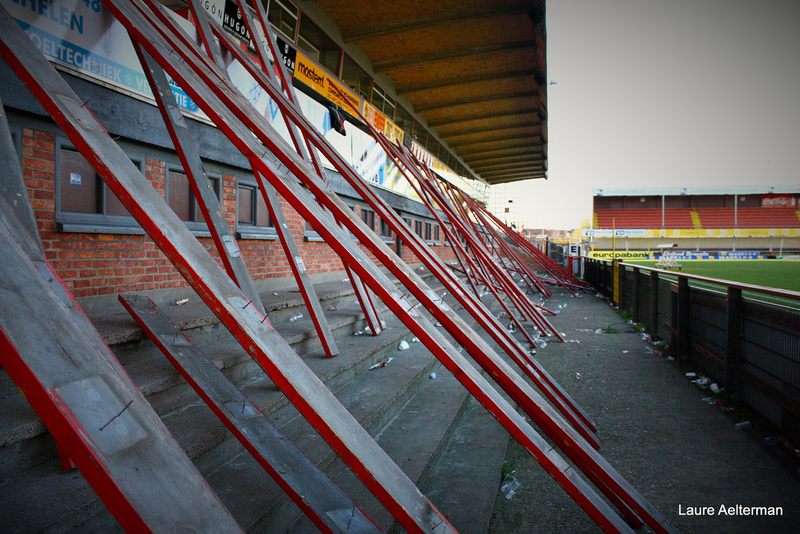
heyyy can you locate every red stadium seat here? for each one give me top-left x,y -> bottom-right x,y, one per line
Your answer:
596,206 -> 799,229
736,207 -> 800,228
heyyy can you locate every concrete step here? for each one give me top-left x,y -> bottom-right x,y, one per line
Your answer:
258,300 -> 508,533
0,267 -> 418,402
0,269 -> 421,475
66,296 -> 444,531
0,313 -> 412,532
0,274 -> 443,531
208,333 -> 441,531
319,360 -> 473,531
0,298 -> 368,479
414,395 -> 510,534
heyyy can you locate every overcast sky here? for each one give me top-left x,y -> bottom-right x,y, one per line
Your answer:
511,0 -> 800,230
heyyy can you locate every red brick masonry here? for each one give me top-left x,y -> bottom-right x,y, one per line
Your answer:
21,128 -> 455,297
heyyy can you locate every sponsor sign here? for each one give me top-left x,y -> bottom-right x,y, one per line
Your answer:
9,1 -> 476,202
588,251 -> 651,260
761,194 -> 797,208
582,229 -> 648,238
275,35 -> 297,73
583,227 -> 800,239
361,100 -> 404,145
589,250 -> 764,260
292,49 -> 360,113
716,251 -> 762,260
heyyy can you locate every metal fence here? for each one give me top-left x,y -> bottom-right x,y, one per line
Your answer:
584,258 -> 800,443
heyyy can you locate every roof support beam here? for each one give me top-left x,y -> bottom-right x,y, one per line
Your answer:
460,140 -> 542,156
481,166 -> 546,181
442,121 -> 542,141
450,133 -> 542,149
472,159 -> 546,173
374,41 -> 533,72
343,7 -> 528,42
414,90 -> 540,112
481,167 -> 546,179
465,148 -> 543,162
490,174 -> 547,184
397,68 -> 539,94
428,107 -> 542,127
466,151 -> 544,165
473,163 -> 546,175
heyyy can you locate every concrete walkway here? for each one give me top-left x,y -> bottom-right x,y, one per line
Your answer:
489,290 -> 800,533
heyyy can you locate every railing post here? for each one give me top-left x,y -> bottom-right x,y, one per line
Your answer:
677,276 -> 690,362
631,266 -> 640,321
613,260 -> 622,305
725,287 -> 743,397
649,271 -> 659,335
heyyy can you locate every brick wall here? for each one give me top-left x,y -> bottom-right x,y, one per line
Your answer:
20,127 -> 456,298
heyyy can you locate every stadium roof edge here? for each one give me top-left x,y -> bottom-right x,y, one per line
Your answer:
593,185 -> 800,197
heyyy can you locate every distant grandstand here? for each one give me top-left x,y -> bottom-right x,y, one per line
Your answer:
584,186 -> 800,259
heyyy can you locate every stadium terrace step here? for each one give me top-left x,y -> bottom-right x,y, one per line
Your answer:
416,395 -> 510,534
214,330 -> 444,531
690,210 -> 702,228
0,269 -> 461,531
0,269 -> 429,455
260,298 -> 509,533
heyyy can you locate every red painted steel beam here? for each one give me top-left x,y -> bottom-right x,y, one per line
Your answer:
385,141 -> 598,436
449,186 -> 557,298
257,175 -> 341,356
345,114 -> 568,375
398,145 -> 560,336
473,196 -> 587,288
232,0 -> 385,336
184,6 -> 341,356
143,0 -> 606,458
0,102 -> 40,250
111,3 -> 671,530
0,12 -> 454,532
133,44 -> 265,314
450,187 -> 560,294
322,83 -> 596,438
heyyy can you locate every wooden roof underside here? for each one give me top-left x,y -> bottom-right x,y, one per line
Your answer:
318,0 -> 548,184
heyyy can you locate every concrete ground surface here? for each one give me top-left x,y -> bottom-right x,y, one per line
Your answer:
488,290 -> 800,533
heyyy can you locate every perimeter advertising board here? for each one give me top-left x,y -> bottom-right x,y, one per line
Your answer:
588,250 -> 764,260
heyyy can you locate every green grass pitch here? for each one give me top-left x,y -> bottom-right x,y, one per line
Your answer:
627,260 -> 800,292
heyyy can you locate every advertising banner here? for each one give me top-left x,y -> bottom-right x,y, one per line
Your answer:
361,100 -> 404,146
588,250 -> 651,260
6,0 -> 269,120
9,1 -> 473,203
582,229 -> 649,238
292,50 -> 360,113
761,194 -> 797,208
588,250 -> 764,260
